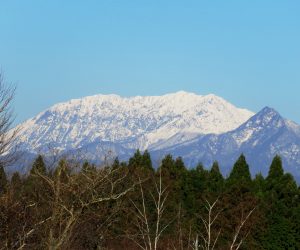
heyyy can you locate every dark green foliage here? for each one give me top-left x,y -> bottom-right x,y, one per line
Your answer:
128,149 -> 143,168
227,154 -> 252,189
160,154 -> 174,173
10,172 -> 22,196
128,149 -> 154,171
0,166 -> 7,194
253,173 -> 265,198
267,155 -> 284,181
259,155 -> 300,249
0,153 -> 299,249
142,150 -> 152,169
208,161 -> 224,193
190,163 -> 208,193
30,155 -> 47,175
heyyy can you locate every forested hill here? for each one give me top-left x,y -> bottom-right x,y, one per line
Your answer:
0,152 -> 299,249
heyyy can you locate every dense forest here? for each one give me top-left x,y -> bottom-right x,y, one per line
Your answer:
0,151 -> 299,250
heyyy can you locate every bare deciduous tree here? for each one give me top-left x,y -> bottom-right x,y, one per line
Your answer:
32,160 -> 137,250
0,73 -> 20,166
129,169 -> 171,250
192,198 -> 256,250
230,207 -> 256,250
193,199 -> 221,250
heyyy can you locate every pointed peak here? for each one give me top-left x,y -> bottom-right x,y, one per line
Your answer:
244,106 -> 284,128
260,106 -> 280,115
256,106 -> 283,120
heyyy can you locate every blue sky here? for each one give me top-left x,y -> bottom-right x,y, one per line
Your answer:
0,1 -> 299,124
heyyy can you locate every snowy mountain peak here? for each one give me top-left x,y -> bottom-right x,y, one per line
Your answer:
258,106 -> 281,118
14,92 -> 254,154
151,105 -> 300,182
242,106 -> 284,129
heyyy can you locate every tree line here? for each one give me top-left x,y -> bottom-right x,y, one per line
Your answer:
0,151 -> 299,250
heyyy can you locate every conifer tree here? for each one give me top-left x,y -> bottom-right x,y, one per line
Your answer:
196,162 -> 205,173
11,171 -> 22,186
261,155 -> 299,249
30,155 -> 47,176
208,161 -> 224,193
112,157 -> 120,168
189,163 -> 208,194
128,149 -> 142,168
253,173 -> 265,198
265,155 -> 285,194
10,171 -> 22,197
186,163 -> 208,215
267,155 -> 284,181
174,157 -> 186,172
160,154 -> 175,176
227,154 -> 252,189
142,150 -> 153,170
159,155 -> 187,227
0,165 -> 7,194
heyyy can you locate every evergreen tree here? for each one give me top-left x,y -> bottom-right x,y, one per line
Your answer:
30,155 -> 47,176
253,173 -> 265,198
11,172 -> 22,187
189,163 -> 208,194
128,149 -> 143,168
128,149 -> 153,171
207,161 -> 224,193
159,155 -> 187,232
160,155 -> 187,183
159,154 -> 175,178
0,166 -> 7,194
261,155 -> 300,249
268,155 -> 284,178
226,154 -> 252,190
0,149 -> 299,249
266,155 -> 284,189
112,157 -> 120,168
222,155 -> 257,246
142,150 -> 153,170
195,162 -> 205,173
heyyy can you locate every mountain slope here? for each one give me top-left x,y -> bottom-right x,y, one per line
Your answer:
151,107 -> 300,180
15,91 -> 253,154
12,92 -> 300,181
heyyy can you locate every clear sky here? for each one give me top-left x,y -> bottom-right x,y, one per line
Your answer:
0,1 -> 299,125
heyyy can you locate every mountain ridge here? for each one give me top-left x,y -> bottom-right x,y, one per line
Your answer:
10,92 -> 300,181
150,106 -> 300,180
15,91 -> 253,153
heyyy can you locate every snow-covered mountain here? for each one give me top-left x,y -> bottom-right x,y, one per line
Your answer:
151,107 -> 300,180
12,91 -> 300,181
15,91 -> 253,154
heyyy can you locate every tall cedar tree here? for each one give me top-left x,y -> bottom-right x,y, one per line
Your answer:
30,155 -> 47,176
261,155 -> 300,249
0,165 -> 7,194
226,154 -> 252,191
208,161 -> 224,194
